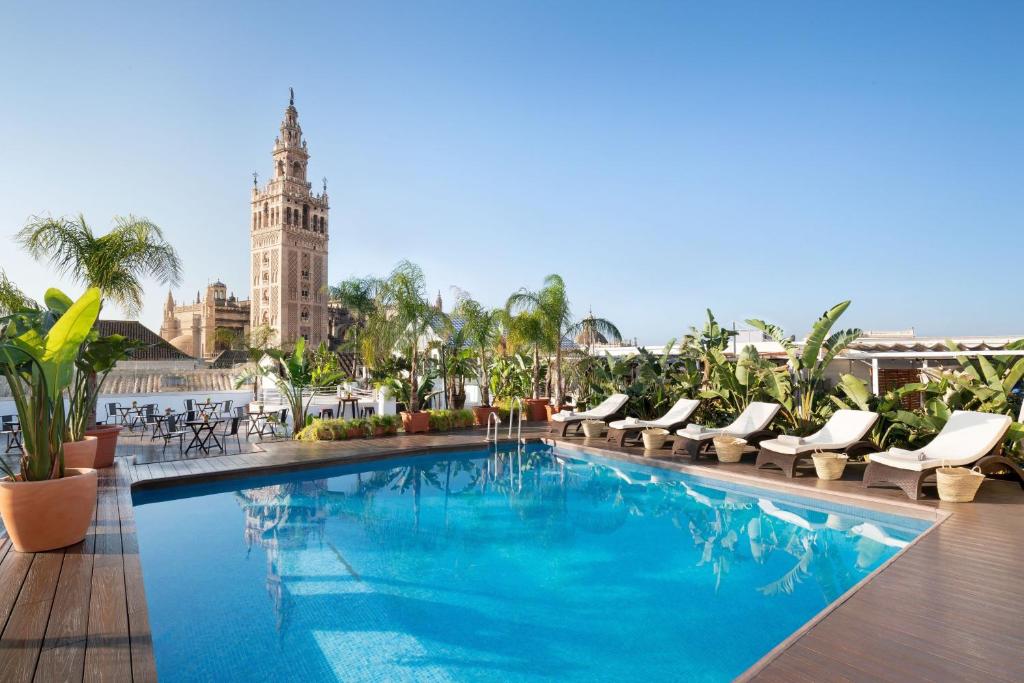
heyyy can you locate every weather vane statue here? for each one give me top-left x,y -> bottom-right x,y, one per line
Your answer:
322,176 -> 328,193
252,171 -> 258,188
289,87 -> 294,106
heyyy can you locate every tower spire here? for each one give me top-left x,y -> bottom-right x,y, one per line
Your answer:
289,86 -> 294,106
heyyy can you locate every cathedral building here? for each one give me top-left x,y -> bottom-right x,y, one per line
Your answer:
160,281 -> 250,360
250,89 -> 330,348
162,91 -> 351,362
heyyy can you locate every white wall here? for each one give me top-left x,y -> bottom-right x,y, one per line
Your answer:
0,390 -> 253,422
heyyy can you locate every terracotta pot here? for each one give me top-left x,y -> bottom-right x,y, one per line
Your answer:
525,398 -> 549,422
63,437 -> 99,469
544,403 -> 565,422
346,428 -> 365,439
373,427 -> 386,437
401,411 -> 431,434
0,468 -> 98,553
83,425 -> 122,468
472,406 -> 497,426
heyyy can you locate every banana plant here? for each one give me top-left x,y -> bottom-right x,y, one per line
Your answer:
700,345 -> 789,417
747,301 -> 861,433
67,332 -> 146,441
830,373 -> 932,449
0,287 -> 102,481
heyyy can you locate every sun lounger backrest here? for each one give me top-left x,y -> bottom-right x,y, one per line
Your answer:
809,409 -> 878,445
727,402 -> 781,435
919,411 -> 1011,461
662,398 -> 700,423
590,393 -> 629,417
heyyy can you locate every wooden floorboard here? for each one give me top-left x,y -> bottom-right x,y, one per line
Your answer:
0,425 -> 1021,681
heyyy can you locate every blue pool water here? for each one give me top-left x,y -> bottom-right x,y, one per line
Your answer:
133,444 -> 929,682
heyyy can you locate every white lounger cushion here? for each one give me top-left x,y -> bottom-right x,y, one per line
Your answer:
759,409 -> 878,455
608,398 -> 700,431
868,411 -> 1012,472
550,393 -> 629,423
674,402 -> 782,442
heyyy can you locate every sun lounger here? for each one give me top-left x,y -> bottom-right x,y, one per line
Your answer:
671,401 -> 781,460
549,393 -> 629,436
755,409 -> 878,477
604,398 -> 700,447
863,410 -> 1022,499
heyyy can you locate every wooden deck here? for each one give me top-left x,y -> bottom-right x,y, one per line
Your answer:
1,426 -> 1022,682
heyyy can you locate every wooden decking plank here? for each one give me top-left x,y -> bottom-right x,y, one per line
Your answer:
0,552 -> 65,681
83,470 -> 131,682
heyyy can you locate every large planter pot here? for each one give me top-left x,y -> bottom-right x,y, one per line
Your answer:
401,411 -> 431,434
63,436 -> 99,469
525,398 -> 549,422
0,468 -> 98,553
472,406 -> 497,426
84,425 -> 122,468
544,403 -> 565,422
346,428 -> 366,440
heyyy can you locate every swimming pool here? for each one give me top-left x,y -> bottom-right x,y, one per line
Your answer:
133,443 -> 930,682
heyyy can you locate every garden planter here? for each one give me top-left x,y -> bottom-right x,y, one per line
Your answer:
0,468 -> 98,553
346,428 -> 366,439
373,427 -> 387,437
472,406 -> 497,426
63,436 -> 99,469
401,411 -> 431,434
544,403 -> 564,422
525,398 -> 549,422
84,425 -> 122,468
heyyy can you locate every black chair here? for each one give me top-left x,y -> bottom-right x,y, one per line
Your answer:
1,415 -> 22,453
160,415 -> 187,454
141,404 -> 158,432
267,409 -> 289,438
319,408 -> 334,419
185,410 -> 197,423
221,400 -> 234,417
184,399 -> 195,412
219,416 -> 243,452
106,402 -> 122,425
360,406 -> 376,419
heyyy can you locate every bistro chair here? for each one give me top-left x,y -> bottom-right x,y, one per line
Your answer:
106,402 -> 122,425
267,408 -> 289,438
1,415 -> 22,453
219,416 -> 243,453
160,414 -> 187,454
185,398 -> 195,412
221,399 -> 233,416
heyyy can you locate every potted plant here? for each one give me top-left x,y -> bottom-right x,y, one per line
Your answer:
345,418 -> 368,439
0,288 -> 101,552
72,332 -> 143,468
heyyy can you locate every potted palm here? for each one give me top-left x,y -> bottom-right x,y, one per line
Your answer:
17,214 -> 183,457
0,288 -> 102,552
69,332 -> 143,467
362,261 -> 446,435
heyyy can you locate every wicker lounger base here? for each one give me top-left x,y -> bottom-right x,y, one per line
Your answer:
864,453 -> 1024,500
607,421 -> 691,448
549,420 -> 583,437
674,430 -> 777,461
756,440 -> 875,478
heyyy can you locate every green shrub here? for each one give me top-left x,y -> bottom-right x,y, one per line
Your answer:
428,409 -> 453,431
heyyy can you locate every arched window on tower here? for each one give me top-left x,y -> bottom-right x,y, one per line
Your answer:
292,161 -> 303,179
302,204 -> 309,229
277,160 -> 284,177
285,207 -> 291,225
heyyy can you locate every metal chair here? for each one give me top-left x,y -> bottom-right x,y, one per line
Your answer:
360,406 -> 376,419
219,416 -> 243,452
106,402 -> 122,425
184,398 -> 195,412
267,408 -> 289,438
319,408 -> 334,419
1,415 -> 22,453
160,415 -> 187,454
221,399 -> 234,416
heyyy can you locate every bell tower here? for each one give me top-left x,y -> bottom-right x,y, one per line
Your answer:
250,88 -> 330,347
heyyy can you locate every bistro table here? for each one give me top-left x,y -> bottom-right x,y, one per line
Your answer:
245,408 -> 273,439
195,401 -> 221,417
185,419 -> 223,454
2,418 -> 21,453
151,413 -> 176,440
116,406 -> 145,431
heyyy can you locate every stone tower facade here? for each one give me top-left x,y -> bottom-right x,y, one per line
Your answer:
250,89 -> 330,348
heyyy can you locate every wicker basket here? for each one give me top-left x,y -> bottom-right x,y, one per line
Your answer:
641,428 -> 669,451
581,420 -> 605,438
812,452 -> 849,480
936,466 -> 985,503
713,436 -> 747,463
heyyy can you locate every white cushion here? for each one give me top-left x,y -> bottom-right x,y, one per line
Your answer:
675,402 -> 782,442
552,393 -> 629,423
870,411 -> 1011,471
609,399 -> 699,431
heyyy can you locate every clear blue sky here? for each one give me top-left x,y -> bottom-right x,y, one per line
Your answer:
2,1 -> 1021,342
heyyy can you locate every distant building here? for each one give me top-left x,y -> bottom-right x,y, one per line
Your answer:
159,282 -> 250,360
98,320 -> 199,370
250,89 -> 330,348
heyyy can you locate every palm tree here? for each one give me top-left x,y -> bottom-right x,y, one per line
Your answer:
17,214 -> 183,317
508,274 -> 621,405
502,309 -> 547,399
452,293 -> 501,406
329,275 -> 379,352
0,271 -> 35,314
362,260 -> 447,413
